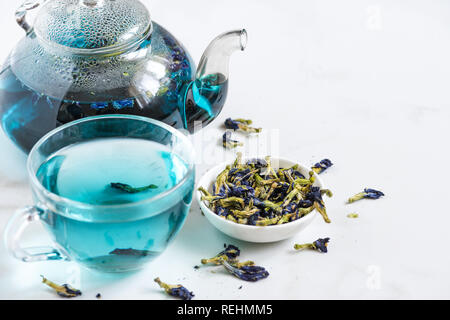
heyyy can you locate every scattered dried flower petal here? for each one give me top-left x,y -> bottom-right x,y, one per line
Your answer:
154,277 -> 194,300
348,188 -> 384,203
201,244 -> 240,265
312,159 -> 333,174
294,238 -> 330,253
223,131 -> 243,149
41,276 -> 82,298
201,245 -> 269,282
306,187 -> 332,223
225,118 -> 262,133
222,261 -> 269,282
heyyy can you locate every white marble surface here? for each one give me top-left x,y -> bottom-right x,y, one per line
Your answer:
0,0 -> 449,300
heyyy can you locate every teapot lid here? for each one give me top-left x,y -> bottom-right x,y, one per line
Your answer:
34,0 -> 152,51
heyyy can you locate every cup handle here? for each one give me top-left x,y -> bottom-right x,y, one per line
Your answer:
4,206 -> 68,262
15,0 -> 47,34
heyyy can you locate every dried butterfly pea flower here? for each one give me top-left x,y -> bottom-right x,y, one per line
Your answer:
224,118 -> 241,130
215,206 -> 230,217
238,217 -> 248,224
293,170 -> 306,180
282,186 -> 301,208
201,194 -> 225,203
283,202 -> 298,214
198,186 -> 226,203
294,177 -> 313,186
201,244 -> 241,265
283,172 -> 315,203
263,182 -> 278,200
233,260 -> 256,268
282,169 -> 295,184
225,118 -> 262,133
254,173 -> 279,186
306,187 -> 332,223
109,248 -> 154,257
298,199 -> 313,208
154,277 -> 194,300
229,167 -> 250,179
313,199 -> 330,223
261,156 -> 278,179
258,207 -> 274,219
348,188 -> 384,203
247,213 -> 260,225
222,260 -> 269,282
294,237 -> 330,253
231,208 -> 260,218
312,238 -> 330,252
256,216 -> 281,226
201,245 -> 269,282
233,118 -> 253,124
320,189 -> 333,198
214,166 -> 231,195
246,158 -> 267,168
110,182 -> 157,193
228,185 -> 255,198
213,184 -> 228,197
312,159 -> 333,174
268,182 -> 290,201
218,197 -> 245,209
277,213 -> 295,224
223,131 -> 243,149
295,206 -> 316,220
252,198 -> 283,214
41,276 -> 82,298
232,169 -> 259,186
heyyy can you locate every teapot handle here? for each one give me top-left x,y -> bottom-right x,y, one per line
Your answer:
15,0 -> 47,34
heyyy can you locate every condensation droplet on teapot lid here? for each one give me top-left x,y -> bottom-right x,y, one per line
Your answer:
34,0 -> 152,51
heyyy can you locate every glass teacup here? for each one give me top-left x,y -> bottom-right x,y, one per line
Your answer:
4,115 -> 195,272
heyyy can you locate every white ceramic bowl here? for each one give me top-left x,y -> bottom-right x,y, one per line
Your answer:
197,158 -> 324,243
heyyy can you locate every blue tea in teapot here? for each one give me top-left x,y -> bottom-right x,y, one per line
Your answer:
0,0 -> 246,152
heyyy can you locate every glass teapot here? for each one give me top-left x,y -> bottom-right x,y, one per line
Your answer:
0,0 -> 247,153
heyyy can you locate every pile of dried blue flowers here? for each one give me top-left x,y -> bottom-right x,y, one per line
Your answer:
201,244 -> 269,282
198,153 -> 333,226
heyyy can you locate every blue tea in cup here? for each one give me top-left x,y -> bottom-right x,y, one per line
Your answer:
4,115 -> 195,272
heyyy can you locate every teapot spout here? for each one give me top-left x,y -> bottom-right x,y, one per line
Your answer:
183,29 -> 247,132
196,29 -> 247,82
